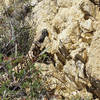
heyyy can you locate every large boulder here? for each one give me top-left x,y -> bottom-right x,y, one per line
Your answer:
86,32 -> 100,98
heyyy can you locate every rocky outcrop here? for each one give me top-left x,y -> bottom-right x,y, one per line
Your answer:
86,32 -> 100,98
26,0 -> 100,99
26,0 -> 97,99
1,0 -> 100,99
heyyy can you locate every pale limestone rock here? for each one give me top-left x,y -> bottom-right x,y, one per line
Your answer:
57,0 -> 73,8
64,89 -> 93,100
76,60 -> 84,78
80,19 -> 93,32
4,0 -> 10,7
86,32 -> 100,98
58,29 -> 70,44
70,48 -> 83,59
31,0 -> 38,6
27,0 -> 96,98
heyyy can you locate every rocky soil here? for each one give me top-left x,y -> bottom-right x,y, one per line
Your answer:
0,0 -> 100,99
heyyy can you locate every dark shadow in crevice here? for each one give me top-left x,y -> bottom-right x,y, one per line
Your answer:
86,77 -> 100,99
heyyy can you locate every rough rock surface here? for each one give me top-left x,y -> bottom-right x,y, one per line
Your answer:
86,32 -> 100,98
1,0 -> 100,99
28,0 -> 97,99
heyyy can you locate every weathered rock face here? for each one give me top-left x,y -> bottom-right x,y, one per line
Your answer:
1,0 -> 100,99
27,0 -> 96,99
26,0 -> 100,99
86,32 -> 100,98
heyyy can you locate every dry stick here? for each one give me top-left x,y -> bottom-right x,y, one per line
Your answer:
15,43 -> 17,57
9,19 -> 18,57
1,18 -> 16,54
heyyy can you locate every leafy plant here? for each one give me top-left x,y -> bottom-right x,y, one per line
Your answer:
0,53 -> 3,63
